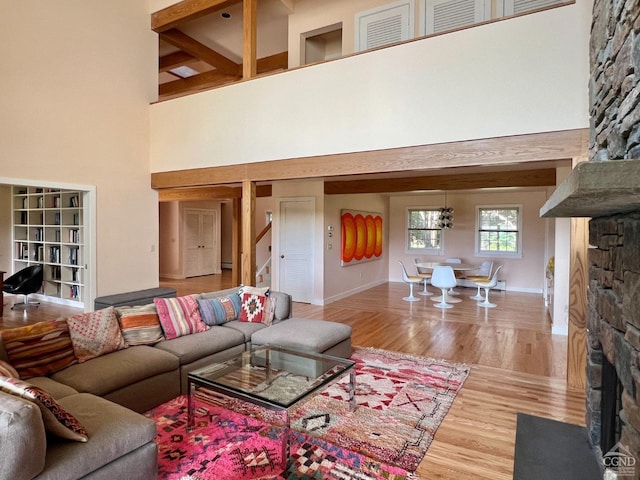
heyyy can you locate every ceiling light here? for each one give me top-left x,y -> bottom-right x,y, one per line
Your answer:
169,66 -> 199,78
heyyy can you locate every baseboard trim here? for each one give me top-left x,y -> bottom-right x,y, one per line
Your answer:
321,279 -> 388,305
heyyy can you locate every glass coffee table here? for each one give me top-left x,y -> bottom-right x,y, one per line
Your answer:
187,345 -> 356,469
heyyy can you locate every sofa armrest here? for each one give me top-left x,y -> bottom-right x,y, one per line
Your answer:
0,392 -> 46,480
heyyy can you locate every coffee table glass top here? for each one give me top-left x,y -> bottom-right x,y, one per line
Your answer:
188,345 -> 355,409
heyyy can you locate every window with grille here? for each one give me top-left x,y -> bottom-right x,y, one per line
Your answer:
476,205 -> 521,256
407,208 -> 443,253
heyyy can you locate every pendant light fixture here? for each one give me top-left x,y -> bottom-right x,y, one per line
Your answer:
438,191 -> 454,229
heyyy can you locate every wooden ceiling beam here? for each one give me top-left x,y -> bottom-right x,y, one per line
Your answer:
159,51 -> 198,72
160,29 -> 240,75
257,51 -> 288,74
243,0 -> 257,79
158,185 -> 272,202
324,169 -> 557,195
152,0 -> 240,33
159,70 -> 240,99
151,129 -> 588,189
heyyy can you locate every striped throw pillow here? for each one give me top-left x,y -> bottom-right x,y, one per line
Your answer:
0,360 -> 19,379
197,294 -> 242,326
0,320 -> 77,379
0,376 -> 88,442
154,295 -> 208,340
116,304 -> 165,345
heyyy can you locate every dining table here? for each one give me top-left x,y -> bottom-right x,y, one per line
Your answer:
416,262 -> 479,302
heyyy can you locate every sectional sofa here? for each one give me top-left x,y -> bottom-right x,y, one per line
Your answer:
0,287 -> 352,480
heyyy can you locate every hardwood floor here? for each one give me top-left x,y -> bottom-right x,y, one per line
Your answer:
0,272 -> 585,479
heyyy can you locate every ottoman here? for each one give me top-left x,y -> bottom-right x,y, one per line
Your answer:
250,318 -> 352,377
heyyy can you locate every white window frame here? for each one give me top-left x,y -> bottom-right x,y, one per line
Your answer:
405,207 -> 444,255
355,0 -> 414,52
474,204 -> 522,258
419,0 -> 491,35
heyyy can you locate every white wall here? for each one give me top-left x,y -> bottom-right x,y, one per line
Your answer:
150,1 -> 590,172
0,187 -> 11,274
323,194 -> 389,303
1,1 -> 158,301
389,188 -> 550,293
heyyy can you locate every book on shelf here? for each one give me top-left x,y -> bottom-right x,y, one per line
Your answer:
55,230 -> 61,242
53,196 -> 60,208
70,195 -> 79,207
71,268 -> 79,283
22,197 -> 28,209
35,245 -> 44,261
50,265 -> 61,281
20,211 -> 27,224
69,229 -> 80,243
73,213 -> 79,225
35,228 -> 43,241
49,246 -> 60,263
37,196 -> 43,208
54,212 -> 61,225
69,247 -> 78,265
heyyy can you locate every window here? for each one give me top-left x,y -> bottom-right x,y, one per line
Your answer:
476,205 -> 521,256
407,208 -> 443,253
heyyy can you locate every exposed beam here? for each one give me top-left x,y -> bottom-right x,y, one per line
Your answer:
232,197 -> 241,286
159,51 -> 198,72
151,129 -> 589,189
243,0 -> 257,79
152,0 -> 240,33
157,185 -> 272,202
160,29 -> 240,75
257,51 -> 288,74
241,181 -> 256,286
159,70 -> 240,99
324,169 -> 557,195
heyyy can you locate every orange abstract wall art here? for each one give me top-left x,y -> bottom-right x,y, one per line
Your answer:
341,210 -> 383,265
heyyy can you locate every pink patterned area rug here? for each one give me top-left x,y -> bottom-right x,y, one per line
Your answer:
145,347 -> 469,480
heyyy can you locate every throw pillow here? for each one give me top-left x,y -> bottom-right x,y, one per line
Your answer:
67,307 -> 126,363
0,360 -> 19,379
0,319 -> 77,379
116,304 -> 165,346
197,294 -> 242,326
238,289 -> 272,325
154,295 -> 208,340
0,376 -> 88,442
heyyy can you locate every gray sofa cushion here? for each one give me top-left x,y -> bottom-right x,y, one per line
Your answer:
0,392 -> 46,480
154,326 -> 245,365
37,393 -> 156,480
28,377 -> 79,399
250,318 -> 352,354
222,320 -> 267,342
51,346 -> 179,396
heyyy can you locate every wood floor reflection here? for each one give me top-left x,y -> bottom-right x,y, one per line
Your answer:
1,272 -> 584,479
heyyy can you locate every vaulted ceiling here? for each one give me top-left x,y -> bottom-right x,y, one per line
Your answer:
153,0 -> 292,101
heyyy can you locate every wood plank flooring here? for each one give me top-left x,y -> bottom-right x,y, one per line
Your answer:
0,271 -> 586,479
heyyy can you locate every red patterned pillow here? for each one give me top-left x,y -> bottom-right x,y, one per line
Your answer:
238,287 -> 272,325
0,319 -> 77,379
154,295 -> 208,340
67,307 -> 125,363
0,360 -> 19,378
0,376 -> 88,442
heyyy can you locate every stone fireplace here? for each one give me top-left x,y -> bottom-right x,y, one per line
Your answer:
540,0 -> 640,476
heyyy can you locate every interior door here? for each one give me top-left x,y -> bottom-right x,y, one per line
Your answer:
183,208 -> 217,277
278,198 -> 314,303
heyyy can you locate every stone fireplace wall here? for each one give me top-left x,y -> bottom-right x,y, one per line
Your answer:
586,0 -> 640,468
587,214 -> 640,459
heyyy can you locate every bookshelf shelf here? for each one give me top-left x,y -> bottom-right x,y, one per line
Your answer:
12,186 -> 85,307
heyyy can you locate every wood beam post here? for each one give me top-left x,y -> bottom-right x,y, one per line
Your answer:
243,0 -> 257,79
567,156 -> 589,390
241,181 -> 256,286
231,197 -> 241,287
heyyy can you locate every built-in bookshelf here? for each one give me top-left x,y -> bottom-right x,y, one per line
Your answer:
12,186 -> 84,307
